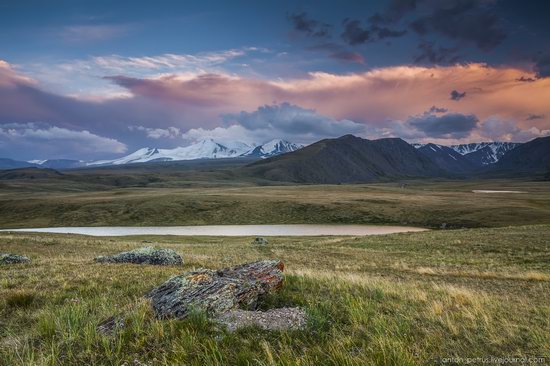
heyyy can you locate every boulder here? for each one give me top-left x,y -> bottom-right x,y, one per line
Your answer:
95,247 -> 183,266
0,253 -> 30,265
147,260 -> 284,319
216,307 -> 306,332
251,237 -> 269,245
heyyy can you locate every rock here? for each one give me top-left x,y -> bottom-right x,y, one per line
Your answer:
95,247 -> 183,266
0,253 -> 30,265
216,307 -> 306,332
251,237 -> 269,245
96,315 -> 125,335
147,260 -> 284,319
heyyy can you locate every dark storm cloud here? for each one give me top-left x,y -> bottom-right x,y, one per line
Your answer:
307,43 -> 365,64
408,112 -> 478,138
341,19 -> 371,45
288,12 -> 331,38
341,19 -> 407,45
409,0 -> 507,51
516,76 -> 537,83
222,102 -> 365,137
526,114 -> 545,121
369,0 -> 418,24
429,106 -> 448,113
450,90 -> 466,101
414,41 -> 458,64
370,25 -> 407,40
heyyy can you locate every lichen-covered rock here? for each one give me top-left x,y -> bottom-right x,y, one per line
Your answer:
0,253 -> 30,265
95,247 -> 183,266
251,237 -> 269,245
147,260 -> 284,319
216,307 -> 306,332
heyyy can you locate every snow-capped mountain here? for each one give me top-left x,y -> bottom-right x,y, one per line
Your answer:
417,143 -> 477,173
88,139 -> 252,166
242,139 -> 303,158
451,142 -> 521,165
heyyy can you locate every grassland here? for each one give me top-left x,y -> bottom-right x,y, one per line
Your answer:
1,178 -> 550,229
1,225 -> 549,365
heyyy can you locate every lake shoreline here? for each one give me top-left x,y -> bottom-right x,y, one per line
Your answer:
0,224 -> 428,237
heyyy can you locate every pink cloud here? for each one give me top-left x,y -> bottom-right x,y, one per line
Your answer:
1,59 -> 549,146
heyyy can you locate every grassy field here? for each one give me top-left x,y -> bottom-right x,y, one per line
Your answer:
1,225 -> 549,365
1,179 -> 550,229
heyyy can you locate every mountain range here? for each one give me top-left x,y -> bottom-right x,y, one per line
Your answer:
245,135 -> 444,183
244,135 -> 549,183
1,136 -> 548,183
414,141 -> 521,166
0,139 -> 303,169
88,139 -> 303,166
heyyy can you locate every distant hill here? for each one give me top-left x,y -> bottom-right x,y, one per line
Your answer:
493,136 -> 550,174
0,158 -> 37,170
245,135 -> 444,183
0,167 -> 64,180
417,143 -> 478,173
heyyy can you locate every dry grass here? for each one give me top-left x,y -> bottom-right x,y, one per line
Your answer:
1,179 -> 550,229
0,225 -> 549,365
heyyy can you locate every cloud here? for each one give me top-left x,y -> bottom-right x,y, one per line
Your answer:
129,125 -> 181,139
340,19 -> 406,45
59,24 -> 133,43
288,12 -> 331,38
184,103 -> 365,144
414,41 -> 459,64
16,48 -> 259,97
429,106 -> 448,113
479,117 -> 550,142
306,43 -> 365,64
341,20 -> 371,45
370,25 -> 407,40
450,90 -> 466,101
407,111 -> 478,138
91,50 -> 249,73
409,0 -> 507,51
516,76 -> 537,83
0,123 -> 126,160
2,59 -> 550,158
526,114 -> 545,121
369,0 -> 418,24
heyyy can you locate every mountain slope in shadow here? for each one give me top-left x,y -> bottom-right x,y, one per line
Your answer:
245,135 -> 446,183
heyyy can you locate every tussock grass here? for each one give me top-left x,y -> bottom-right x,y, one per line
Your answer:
1,225 -> 549,365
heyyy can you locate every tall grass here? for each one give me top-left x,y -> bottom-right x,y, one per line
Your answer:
1,225 -> 549,365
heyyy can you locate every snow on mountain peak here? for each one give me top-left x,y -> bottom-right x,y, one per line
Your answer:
86,139 -> 304,166
450,142 -> 521,165
242,139 -> 304,158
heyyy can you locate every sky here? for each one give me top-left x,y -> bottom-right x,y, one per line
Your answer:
1,0 -> 549,160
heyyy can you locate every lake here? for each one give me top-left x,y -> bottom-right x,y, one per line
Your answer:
2,224 -> 427,237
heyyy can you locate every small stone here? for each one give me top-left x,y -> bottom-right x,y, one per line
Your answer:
216,307 -> 307,332
0,253 -> 30,265
252,237 -> 269,245
96,315 -> 125,335
95,247 -> 183,266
